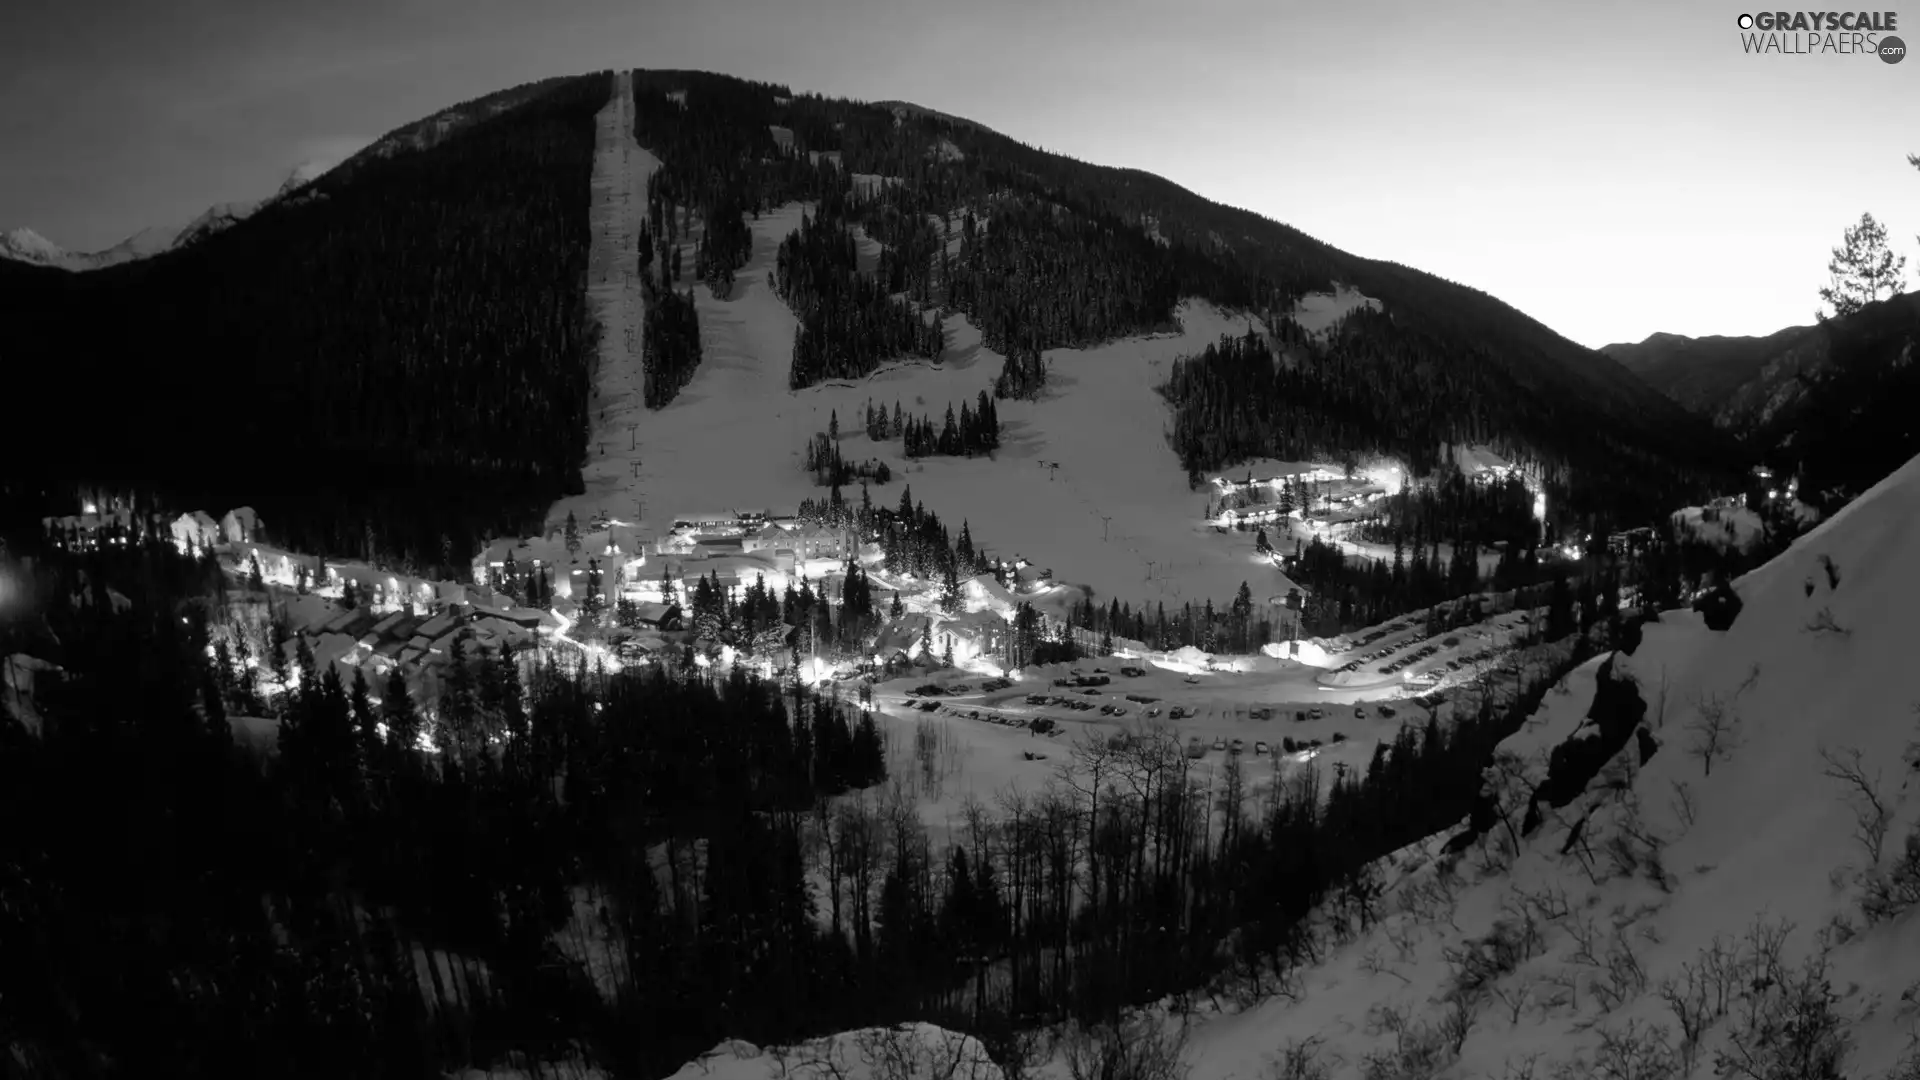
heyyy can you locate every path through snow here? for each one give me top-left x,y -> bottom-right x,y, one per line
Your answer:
553,70 -> 662,533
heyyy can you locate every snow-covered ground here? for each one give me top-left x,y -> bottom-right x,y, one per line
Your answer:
1288,285 -> 1383,339
551,200 -> 1304,610
666,1024 -> 1001,1080
1672,503 -> 1768,552
1080,452 -> 1920,1079
556,70 -> 663,532
659,452 -> 1920,1080
862,602 -> 1549,849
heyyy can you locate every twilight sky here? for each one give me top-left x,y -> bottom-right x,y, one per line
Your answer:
1,0 -> 1912,348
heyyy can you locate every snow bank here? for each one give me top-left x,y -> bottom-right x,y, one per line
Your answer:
667,1024 -> 1001,1080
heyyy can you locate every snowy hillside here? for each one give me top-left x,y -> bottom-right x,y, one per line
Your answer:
667,1025 -> 1001,1080
551,77 -> 1396,611
659,453 -> 1920,1080
1126,452 -> 1920,1079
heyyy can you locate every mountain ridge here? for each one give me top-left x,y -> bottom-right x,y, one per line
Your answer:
0,158 -> 343,272
1600,322 -> 1819,416
1,68 -> 1743,578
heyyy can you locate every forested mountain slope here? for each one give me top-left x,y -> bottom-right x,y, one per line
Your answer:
3,67 -> 1740,570
622,69 -> 1737,522
1601,324 -> 1817,415
0,73 -> 612,568
1739,292 -> 1920,510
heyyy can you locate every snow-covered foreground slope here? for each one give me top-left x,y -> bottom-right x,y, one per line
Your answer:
666,1025 -> 1001,1080
1153,452 -> 1920,1080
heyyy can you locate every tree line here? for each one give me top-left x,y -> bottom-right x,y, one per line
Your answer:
1163,327 -> 1718,530
637,211 -> 708,408
775,203 -> 944,388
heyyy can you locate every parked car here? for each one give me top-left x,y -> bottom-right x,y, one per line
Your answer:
1120,666 -> 1147,677
1230,738 -> 1245,754
1185,739 -> 1207,759
1110,706 -> 1127,717
1308,708 -> 1324,720
1255,741 -> 1270,755
1378,704 -> 1397,718
1211,737 -> 1227,751
948,684 -> 971,694
1249,707 -> 1270,720
1354,706 -> 1367,719
1147,706 -> 1162,717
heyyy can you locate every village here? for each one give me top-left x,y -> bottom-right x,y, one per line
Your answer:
37,500 -> 1086,724
30,440 -> 1728,750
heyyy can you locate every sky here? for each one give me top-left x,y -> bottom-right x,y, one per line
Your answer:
0,0 -> 1913,348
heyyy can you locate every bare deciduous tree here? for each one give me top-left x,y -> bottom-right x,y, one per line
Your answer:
1260,1035 -> 1336,1080
1590,1018 -> 1678,1080
1820,744 -> 1892,868
1061,1014 -> 1192,1080
1685,694 -> 1742,777
1667,778 -> 1698,830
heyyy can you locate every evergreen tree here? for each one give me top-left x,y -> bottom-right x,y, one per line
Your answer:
1818,211 -> 1907,320
381,667 -> 419,761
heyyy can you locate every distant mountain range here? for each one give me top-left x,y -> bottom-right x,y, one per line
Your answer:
0,160 -> 339,272
1605,294 -> 1917,435
1600,324 -> 1818,417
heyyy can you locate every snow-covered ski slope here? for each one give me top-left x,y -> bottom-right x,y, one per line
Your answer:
542,76 -> 1409,607
554,193 -> 1367,607
571,69 -> 662,531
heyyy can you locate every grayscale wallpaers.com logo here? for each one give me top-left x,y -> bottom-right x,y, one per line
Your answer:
1736,10 -> 1905,61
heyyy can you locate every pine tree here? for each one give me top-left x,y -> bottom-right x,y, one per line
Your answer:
565,511 -> 582,562
382,668 -> 419,762
1818,211 -> 1907,320
349,667 -> 378,771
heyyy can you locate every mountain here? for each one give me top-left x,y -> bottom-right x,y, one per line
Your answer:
0,160 -> 344,272
1600,323 -> 1816,415
0,222 -> 183,271
1,69 -> 1742,581
1740,292 -> 1920,510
